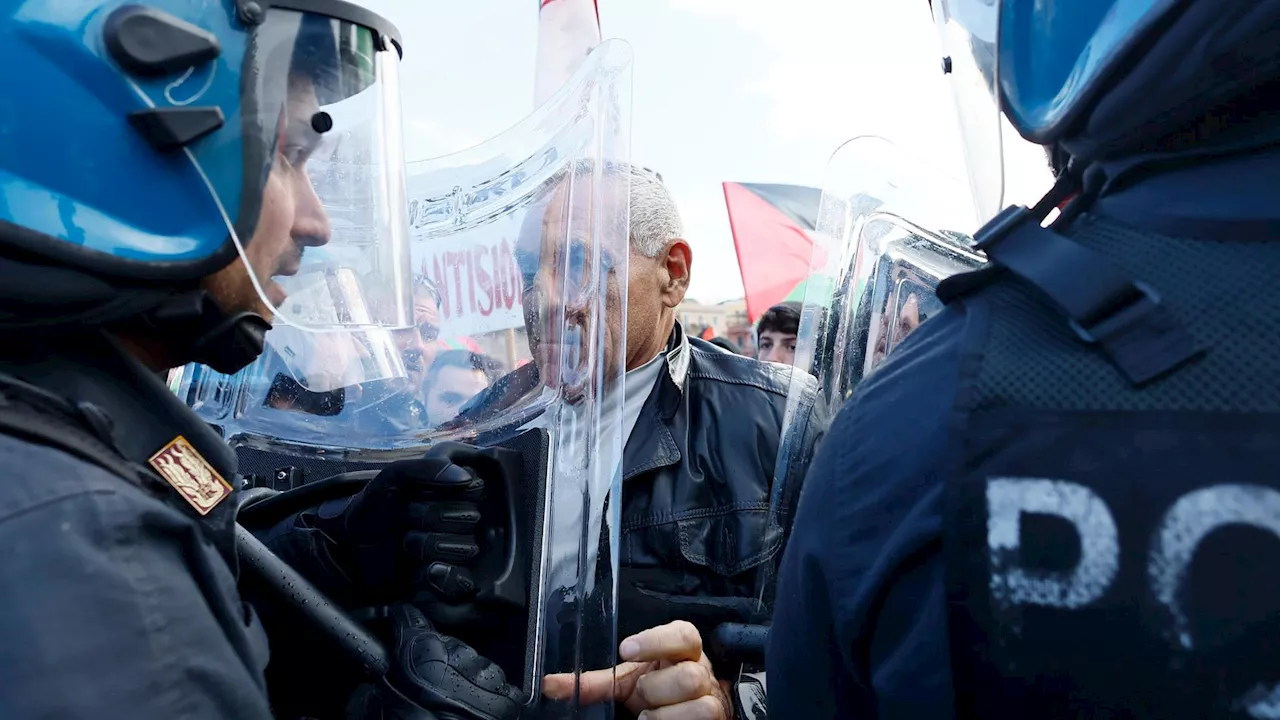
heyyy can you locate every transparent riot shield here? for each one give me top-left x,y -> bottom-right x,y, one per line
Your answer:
174,41 -> 633,719
738,138 -> 986,713
789,135 -> 983,417
769,137 -> 981,563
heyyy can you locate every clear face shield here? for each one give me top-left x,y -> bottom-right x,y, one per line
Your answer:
932,0 -> 1056,223
179,5 -> 413,331
174,39 -> 634,716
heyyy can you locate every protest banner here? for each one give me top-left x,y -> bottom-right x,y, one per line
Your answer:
408,195 -> 527,339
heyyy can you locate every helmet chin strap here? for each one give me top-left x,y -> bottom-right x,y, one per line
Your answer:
137,291 -> 270,375
189,309 -> 271,375
0,245 -> 266,375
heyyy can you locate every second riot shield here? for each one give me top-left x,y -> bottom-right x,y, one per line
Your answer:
716,138 -> 986,720
767,135 -> 985,596
174,41 -> 633,719
790,135 -> 983,417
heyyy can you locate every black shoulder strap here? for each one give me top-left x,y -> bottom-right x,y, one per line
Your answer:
0,372 -> 152,486
937,205 -> 1205,386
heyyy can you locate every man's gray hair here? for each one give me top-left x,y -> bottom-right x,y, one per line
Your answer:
628,166 -> 683,258
529,161 -> 683,257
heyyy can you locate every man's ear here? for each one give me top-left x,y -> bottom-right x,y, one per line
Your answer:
660,239 -> 692,308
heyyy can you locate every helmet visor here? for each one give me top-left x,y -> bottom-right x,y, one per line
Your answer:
198,8 -> 413,331
933,0 -> 1006,223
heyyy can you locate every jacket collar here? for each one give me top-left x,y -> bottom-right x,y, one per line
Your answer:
663,320 -> 691,393
462,321 -> 694,479
622,322 -> 692,481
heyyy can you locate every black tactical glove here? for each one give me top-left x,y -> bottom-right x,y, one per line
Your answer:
311,443 -> 500,620
346,604 -> 524,720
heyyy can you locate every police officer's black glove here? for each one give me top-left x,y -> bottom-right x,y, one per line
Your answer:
314,443 -> 494,622
345,604 -> 524,720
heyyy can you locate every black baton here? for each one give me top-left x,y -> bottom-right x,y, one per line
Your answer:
235,523 -> 389,679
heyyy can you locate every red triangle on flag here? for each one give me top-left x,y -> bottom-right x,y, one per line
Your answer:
723,182 -> 819,323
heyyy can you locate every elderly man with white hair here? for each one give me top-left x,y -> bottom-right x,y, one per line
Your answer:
456,166 -> 814,719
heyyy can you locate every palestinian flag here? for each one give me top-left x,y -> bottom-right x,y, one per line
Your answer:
722,182 -> 824,322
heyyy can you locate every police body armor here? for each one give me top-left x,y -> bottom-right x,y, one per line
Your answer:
940,204 -> 1280,720
804,136 -> 1280,718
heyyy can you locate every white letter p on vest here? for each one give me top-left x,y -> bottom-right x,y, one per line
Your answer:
987,478 -> 1120,609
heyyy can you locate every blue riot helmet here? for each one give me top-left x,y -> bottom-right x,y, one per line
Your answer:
932,0 -> 1278,223
0,1 -> 412,373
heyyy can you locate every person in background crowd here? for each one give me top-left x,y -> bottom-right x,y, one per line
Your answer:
756,301 -> 802,366
870,291 -> 924,367
399,275 -> 444,398
344,275 -> 448,436
424,350 -> 502,428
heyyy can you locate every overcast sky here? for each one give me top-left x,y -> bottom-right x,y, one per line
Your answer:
361,0 -> 1053,303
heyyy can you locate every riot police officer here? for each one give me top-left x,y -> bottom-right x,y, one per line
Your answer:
166,30 -> 641,720
770,0 -> 1280,717
0,1 -> 521,717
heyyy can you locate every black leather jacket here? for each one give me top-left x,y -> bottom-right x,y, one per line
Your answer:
450,322 -> 822,645
614,323 -> 821,641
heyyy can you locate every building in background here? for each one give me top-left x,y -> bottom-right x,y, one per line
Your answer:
678,298 -> 755,355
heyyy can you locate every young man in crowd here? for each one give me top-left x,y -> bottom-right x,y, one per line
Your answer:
756,302 -> 802,367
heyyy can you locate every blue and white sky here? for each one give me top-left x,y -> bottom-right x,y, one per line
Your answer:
362,0 -> 1052,303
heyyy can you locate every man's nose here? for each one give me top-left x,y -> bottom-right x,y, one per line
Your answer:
292,175 -> 331,247
528,282 -> 586,321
